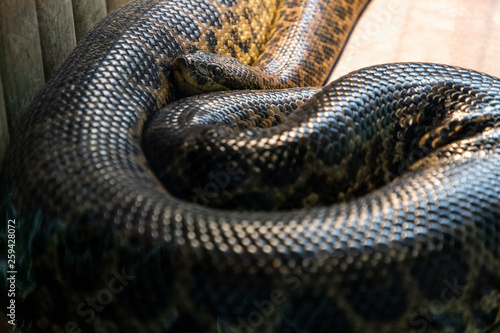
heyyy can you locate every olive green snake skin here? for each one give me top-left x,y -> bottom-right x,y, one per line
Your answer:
1,0 -> 500,332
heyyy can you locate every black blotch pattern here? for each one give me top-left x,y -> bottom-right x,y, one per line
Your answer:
217,0 -> 239,6
191,263 -> 278,328
116,247 -> 175,322
167,313 -> 207,332
277,294 -> 355,333
258,144 -> 304,187
206,29 -> 218,52
222,192 -> 273,210
410,233 -> 468,302
340,263 -> 408,322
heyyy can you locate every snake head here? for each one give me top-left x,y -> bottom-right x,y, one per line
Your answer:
171,50 -> 269,97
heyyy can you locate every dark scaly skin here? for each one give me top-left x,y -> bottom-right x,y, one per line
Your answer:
1,1 -> 500,333
144,63 -> 500,331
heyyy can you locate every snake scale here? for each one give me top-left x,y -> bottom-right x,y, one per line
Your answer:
1,0 -> 500,332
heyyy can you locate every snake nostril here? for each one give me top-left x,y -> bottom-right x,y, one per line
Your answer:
172,56 -> 189,69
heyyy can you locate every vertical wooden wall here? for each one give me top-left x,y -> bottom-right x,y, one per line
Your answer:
72,0 -> 107,41
0,73 -> 7,167
36,0 -> 77,80
0,0 -> 130,167
0,0 -> 45,156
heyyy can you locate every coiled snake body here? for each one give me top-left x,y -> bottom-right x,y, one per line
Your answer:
1,0 -> 500,332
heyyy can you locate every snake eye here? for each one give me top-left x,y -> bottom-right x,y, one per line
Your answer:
209,65 -> 223,77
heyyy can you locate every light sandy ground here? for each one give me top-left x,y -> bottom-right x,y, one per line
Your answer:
329,0 -> 500,82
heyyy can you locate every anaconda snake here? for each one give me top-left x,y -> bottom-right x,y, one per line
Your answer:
1,0 -> 500,332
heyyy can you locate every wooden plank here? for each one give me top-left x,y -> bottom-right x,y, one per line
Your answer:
72,0 -> 107,42
329,0 -> 500,82
107,0 -> 130,12
35,0 -> 77,80
0,0 -> 45,130
0,70 -> 9,167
